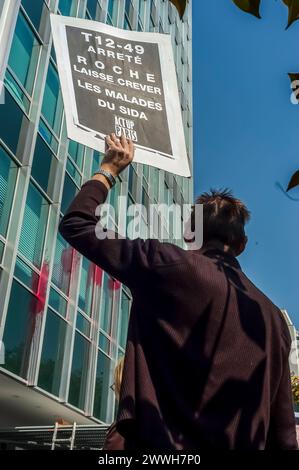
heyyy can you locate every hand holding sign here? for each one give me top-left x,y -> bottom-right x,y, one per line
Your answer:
101,133 -> 135,177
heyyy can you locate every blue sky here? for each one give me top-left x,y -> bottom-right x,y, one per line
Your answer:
193,0 -> 299,328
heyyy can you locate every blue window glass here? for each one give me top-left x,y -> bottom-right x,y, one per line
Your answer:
107,0 -> 114,19
51,232 -> 73,296
0,89 -> 30,159
0,146 -> 18,236
91,151 -> 101,176
61,174 -> 78,215
21,0 -> 46,32
93,350 -> 111,421
66,158 -> 81,187
4,68 -> 30,113
99,333 -> 110,354
2,280 -> 38,379
87,0 -> 98,19
78,257 -> 93,315
41,63 -> 63,136
124,15 -> 132,30
38,118 -> 59,154
100,273 -> 114,335
76,311 -> 91,337
14,256 -> 39,291
59,0 -> 73,16
18,183 -> 49,268
68,332 -> 90,410
38,308 -> 67,396
68,140 -> 84,170
8,12 -> 40,95
48,287 -> 67,317
31,134 -> 58,198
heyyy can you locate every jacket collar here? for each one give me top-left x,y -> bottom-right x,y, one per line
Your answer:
198,246 -> 241,270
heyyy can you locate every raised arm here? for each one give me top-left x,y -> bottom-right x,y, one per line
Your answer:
59,134 -> 159,288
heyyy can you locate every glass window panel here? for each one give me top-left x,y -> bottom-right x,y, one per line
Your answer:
41,63 -> 63,136
38,308 -> 67,396
118,290 -> 131,349
0,89 -> 30,158
32,134 -> 58,197
87,0 -> 98,18
51,232 -> 73,296
58,0 -> 72,15
18,183 -> 49,268
21,0 -> 46,32
8,12 -> 40,95
99,333 -> 110,354
14,256 -> 39,291
76,311 -> 91,337
4,69 -> 30,113
100,274 -> 114,335
78,257 -> 93,315
61,173 -> 78,215
66,158 -> 81,187
2,280 -> 38,379
68,332 -> 90,410
91,151 -> 101,176
124,15 -> 132,30
93,350 -> 111,422
107,0 -> 114,19
68,140 -> 84,170
38,118 -> 59,154
0,146 -> 18,237
48,287 -> 67,317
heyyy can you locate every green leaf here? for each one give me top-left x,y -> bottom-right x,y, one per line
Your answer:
169,0 -> 188,19
283,0 -> 299,29
232,0 -> 261,18
287,170 -> 299,191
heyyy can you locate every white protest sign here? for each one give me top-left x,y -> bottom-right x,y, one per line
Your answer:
50,14 -> 190,177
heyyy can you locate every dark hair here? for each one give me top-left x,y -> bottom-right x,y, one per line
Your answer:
191,189 -> 250,251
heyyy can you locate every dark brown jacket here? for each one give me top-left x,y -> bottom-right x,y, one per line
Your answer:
59,179 -> 298,450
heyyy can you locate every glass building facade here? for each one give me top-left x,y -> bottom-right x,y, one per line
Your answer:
0,0 -> 192,426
